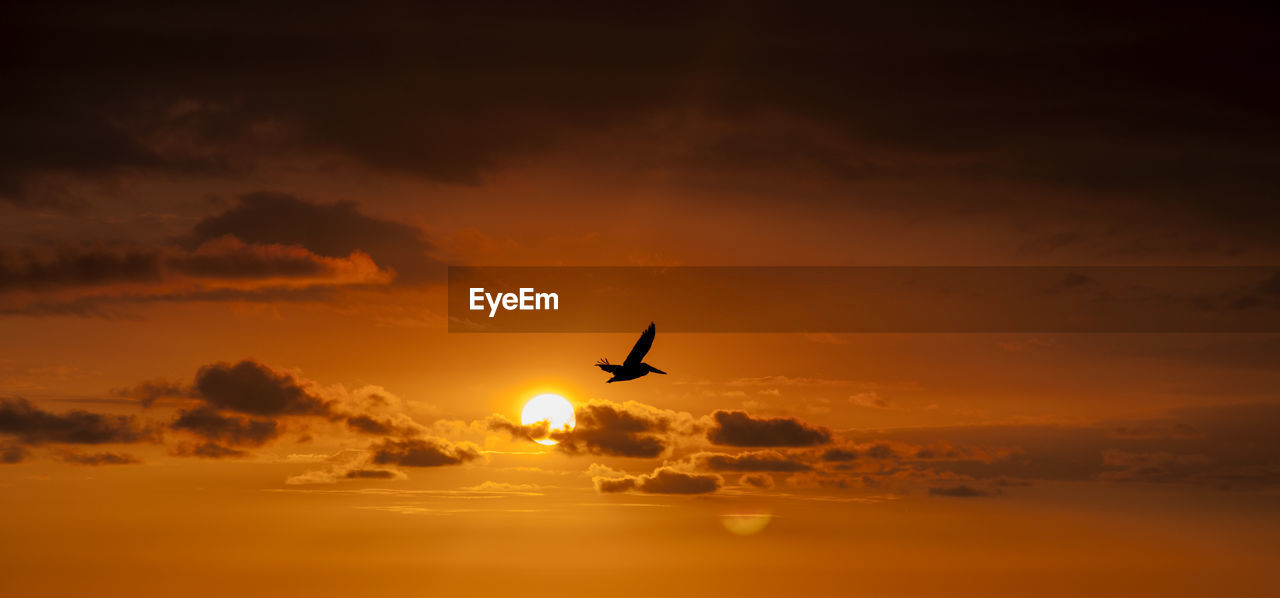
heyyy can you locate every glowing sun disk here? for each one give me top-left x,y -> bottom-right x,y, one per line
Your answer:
521,393 -> 575,446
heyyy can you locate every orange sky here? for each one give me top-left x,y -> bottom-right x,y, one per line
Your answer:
2,3 -> 1279,597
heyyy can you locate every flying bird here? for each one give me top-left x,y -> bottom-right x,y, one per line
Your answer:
596,322 -> 667,383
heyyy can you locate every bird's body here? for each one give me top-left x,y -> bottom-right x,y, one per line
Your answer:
596,322 -> 666,383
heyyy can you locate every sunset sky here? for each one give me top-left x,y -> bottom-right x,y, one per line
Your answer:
2,3 -> 1279,597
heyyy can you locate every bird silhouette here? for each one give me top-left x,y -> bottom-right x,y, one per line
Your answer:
595,322 -> 667,383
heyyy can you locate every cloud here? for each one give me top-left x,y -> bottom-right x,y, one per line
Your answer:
739,473 -> 775,489
864,444 -> 898,459
3,3 -> 1278,260
345,414 -> 427,437
189,192 -> 440,283
486,414 -> 550,443
128,359 -> 441,460
692,450 -> 812,472
821,448 -> 858,462
0,238 -> 391,315
1098,450 -> 1217,483
806,402 -> 1280,491
1,443 -> 27,463
461,481 -> 543,493
343,468 -> 404,480
170,236 -> 384,282
636,467 -> 722,494
928,485 -> 992,498
112,379 -> 189,407
59,451 -> 141,465
284,449 -> 406,484
492,400 -> 697,458
0,397 -> 151,445
592,464 -> 723,495
192,360 -> 332,416
849,392 -> 892,409
369,438 -> 481,467
0,246 -> 162,289
158,360 -> 326,454
172,442 -> 247,459
171,406 -> 279,447
785,472 -> 864,490
0,239 -> 389,291
707,410 -> 830,447
593,476 -> 637,493
551,401 -> 678,458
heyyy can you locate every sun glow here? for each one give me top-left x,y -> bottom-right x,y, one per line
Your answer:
520,393 -> 576,446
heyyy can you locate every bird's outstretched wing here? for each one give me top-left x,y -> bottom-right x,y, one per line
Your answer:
623,322 -> 656,367
596,358 -> 621,373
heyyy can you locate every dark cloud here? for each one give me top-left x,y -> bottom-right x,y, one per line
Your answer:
0,397 -> 150,445
1098,450 -> 1217,484
0,284 -> 345,319
486,414 -> 549,443
821,448 -> 858,462
112,379 -> 189,407
592,465 -> 723,495
693,450 -> 811,472
122,358 -> 435,460
707,410 -> 830,447
0,239 -> 387,291
929,485 -> 992,498
3,2 -> 1277,255
864,444 -> 898,460
740,473 -> 775,489
552,402 -> 677,458
343,468 -> 401,480
0,246 -> 163,290
345,414 -> 424,438
0,237 -> 390,317
637,467 -> 722,495
193,360 -> 331,416
60,451 -> 141,465
1,443 -> 27,463
171,406 -> 278,447
189,192 -> 440,283
490,401 -> 692,458
172,442 -> 246,459
370,438 -> 481,467
593,476 -> 636,494
822,402 -> 1280,491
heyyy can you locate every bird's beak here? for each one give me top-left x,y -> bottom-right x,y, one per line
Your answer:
649,366 -> 667,375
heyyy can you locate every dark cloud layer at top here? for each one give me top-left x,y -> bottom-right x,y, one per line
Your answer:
1,2 -> 1276,250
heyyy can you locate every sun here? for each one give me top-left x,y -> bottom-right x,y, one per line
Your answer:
521,393 -> 576,446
